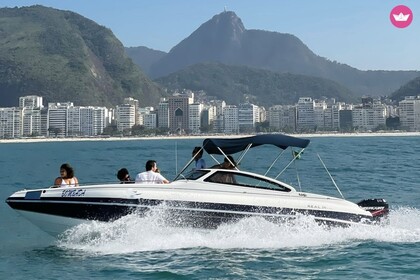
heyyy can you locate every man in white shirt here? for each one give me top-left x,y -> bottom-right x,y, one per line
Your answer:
192,146 -> 206,170
135,160 -> 170,184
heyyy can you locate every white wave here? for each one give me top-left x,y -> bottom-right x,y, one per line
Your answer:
56,206 -> 420,254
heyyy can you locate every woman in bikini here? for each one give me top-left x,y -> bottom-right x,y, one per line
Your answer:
54,163 -> 79,187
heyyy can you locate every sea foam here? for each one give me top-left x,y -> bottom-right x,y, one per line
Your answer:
56,206 -> 420,255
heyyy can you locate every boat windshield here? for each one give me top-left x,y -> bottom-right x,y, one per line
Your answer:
175,170 -> 210,181
205,171 -> 291,192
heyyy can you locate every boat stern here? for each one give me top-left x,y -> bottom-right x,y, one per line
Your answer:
357,198 -> 389,222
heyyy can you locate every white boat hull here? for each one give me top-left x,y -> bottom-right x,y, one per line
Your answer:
6,180 -> 386,236
18,210 -> 87,236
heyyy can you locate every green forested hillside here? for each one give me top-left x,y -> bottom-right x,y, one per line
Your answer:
390,76 -> 420,101
0,5 -> 164,107
156,63 -> 357,106
125,46 -> 166,77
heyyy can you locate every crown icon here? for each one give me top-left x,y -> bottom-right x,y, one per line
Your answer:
393,12 -> 410,21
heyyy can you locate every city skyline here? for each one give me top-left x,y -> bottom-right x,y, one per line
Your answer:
1,93 -> 419,140
1,0 -> 419,71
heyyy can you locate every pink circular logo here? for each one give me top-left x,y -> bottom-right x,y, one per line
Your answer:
390,5 -> 413,28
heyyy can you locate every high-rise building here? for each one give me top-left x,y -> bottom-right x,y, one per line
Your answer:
0,107 -> 21,138
78,107 -> 107,136
297,97 -> 315,131
268,105 -> 296,131
339,110 -> 353,131
168,92 -> 193,134
212,100 -> 226,117
189,103 -> 203,134
19,96 -> 43,137
21,108 -> 42,136
200,109 -> 210,131
40,108 -> 49,136
257,106 -> 266,123
143,112 -> 157,129
116,104 -> 135,132
330,103 -> 344,130
157,98 -> 169,128
139,107 -> 155,128
352,100 -> 386,131
123,97 -> 139,125
238,103 -> 258,132
47,103 -> 73,137
90,107 -> 108,135
223,105 -> 239,134
205,100 -> 225,133
399,96 -> 420,131
313,100 -> 327,130
67,106 -> 81,136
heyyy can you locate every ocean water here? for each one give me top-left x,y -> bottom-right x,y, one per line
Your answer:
1,136 -> 420,279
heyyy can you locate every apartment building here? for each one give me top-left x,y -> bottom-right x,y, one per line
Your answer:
206,100 -> 225,132
67,106 -> 81,136
124,97 -> 140,125
143,112 -> 157,129
238,103 -> 259,132
47,102 -> 73,137
297,97 -> 315,131
138,107 -> 156,129
157,98 -> 169,128
268,105 -> 296,131
20,96 -> 43,137
223,105 -> 239,134
188,103 -> 203,134
399,96 -> 420,131
352,100 -> 386,131
0,107 -> 21,138
116,104 -> 136,132
314,100 -> 327,130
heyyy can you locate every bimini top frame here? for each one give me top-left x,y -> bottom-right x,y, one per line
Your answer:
174,134 -> 310,181
202,134 -> 310,155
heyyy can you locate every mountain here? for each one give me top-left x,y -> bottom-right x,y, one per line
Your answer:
390,76 -> 420,101
155,63 -> 357,107
146,11 -> 418,96
125,46 -> 166,76
0,5 -> 164,107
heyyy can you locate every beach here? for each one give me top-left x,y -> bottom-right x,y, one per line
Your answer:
1,131 -> 420,144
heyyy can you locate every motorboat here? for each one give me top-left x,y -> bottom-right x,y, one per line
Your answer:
6,134 -> 389,236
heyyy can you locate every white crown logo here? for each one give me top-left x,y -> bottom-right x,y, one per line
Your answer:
393,12 -> 410,21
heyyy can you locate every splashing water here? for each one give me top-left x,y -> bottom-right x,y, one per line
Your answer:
56,206 -> 420,255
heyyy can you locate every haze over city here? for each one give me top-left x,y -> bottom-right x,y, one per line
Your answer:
1,0 -> 419,71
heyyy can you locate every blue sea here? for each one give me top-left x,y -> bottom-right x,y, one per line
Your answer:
1,136 -> 420,279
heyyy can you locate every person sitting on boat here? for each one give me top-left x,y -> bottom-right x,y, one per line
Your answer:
211,155 -> 237,170
117,168 -> 134,184
192,146 -> 206,170
209,155 -> 237,184
135,160 -> 169,184
53,163 -> 79,187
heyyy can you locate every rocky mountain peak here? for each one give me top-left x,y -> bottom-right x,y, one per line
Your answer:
206,11 -> 245,41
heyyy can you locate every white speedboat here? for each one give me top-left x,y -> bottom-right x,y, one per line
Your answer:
6,134 -> 388,236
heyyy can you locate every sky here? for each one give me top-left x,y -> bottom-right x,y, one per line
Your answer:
1,0 -> 419,71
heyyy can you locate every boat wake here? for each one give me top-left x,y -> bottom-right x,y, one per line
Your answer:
56,206 -> 420,254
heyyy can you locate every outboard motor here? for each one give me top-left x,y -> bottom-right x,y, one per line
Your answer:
357,198 -> 389,221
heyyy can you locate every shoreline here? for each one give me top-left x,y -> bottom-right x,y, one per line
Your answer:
1,131 -> 420,144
